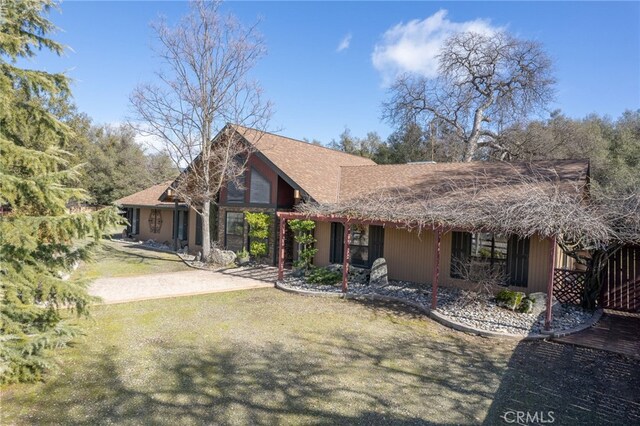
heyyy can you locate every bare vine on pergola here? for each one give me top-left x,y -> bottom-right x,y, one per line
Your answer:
298,171 -> 640,307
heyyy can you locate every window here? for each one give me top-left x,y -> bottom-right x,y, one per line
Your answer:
227,175 -> 245,203
225,212 -> 245,253
196,214 -> 202,246
329,222 -> 344,264
175,210 -> 188,240
350,225 -> 369,267
148,209 -> 162,233
450,231 -> 529,286
250,168 -> 271,204
134,208 -> 140,234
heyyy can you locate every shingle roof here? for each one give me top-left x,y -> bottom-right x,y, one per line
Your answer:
338,159 -> 590,202
232,125 -> 376,203
114,180 -> 178,208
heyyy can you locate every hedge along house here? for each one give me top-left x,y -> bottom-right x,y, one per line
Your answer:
277,159 -> 601,330
115,124 -> 375,262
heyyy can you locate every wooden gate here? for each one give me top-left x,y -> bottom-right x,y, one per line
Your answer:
600,245 -> 640,312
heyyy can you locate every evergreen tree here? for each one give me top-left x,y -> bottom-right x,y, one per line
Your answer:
0,0 -> 122,383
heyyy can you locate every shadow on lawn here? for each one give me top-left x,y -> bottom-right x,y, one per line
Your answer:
13,330 -> 506,424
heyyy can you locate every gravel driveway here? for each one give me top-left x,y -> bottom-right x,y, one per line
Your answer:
89,269 -> 273,304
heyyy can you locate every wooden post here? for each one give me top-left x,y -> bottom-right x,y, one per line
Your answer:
545,236 -> 558,331
277,218 -> 286,281
431,228 -> 442,310
342,222 -> 351,293
173,200 -> 179,251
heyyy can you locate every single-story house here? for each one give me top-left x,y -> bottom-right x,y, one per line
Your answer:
116,125 -> 592,327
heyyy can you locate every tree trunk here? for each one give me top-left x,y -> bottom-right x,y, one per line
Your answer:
202,200 -> 211,259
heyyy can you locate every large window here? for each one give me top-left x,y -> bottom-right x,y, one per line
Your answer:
249,168 -> 271,204
227,175 -> 245,203
225,212 -> 245,253
450,232 -> 529,287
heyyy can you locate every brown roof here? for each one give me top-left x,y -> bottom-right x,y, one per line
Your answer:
114,180 -> 178,208
233,125 -> 376,203
338,159 -> 590,202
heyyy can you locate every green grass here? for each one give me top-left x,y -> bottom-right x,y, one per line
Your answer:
74,240 -> 191,280
1,291 -> 511,425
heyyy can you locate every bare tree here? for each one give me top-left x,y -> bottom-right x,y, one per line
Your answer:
130,0 -> 271,258
383,31 -> 555,162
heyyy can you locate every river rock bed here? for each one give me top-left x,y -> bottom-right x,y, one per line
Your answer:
279,277 -> 595,336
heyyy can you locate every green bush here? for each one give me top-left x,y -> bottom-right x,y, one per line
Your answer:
495,289 -> 524,311
288,219 -> 317,270
306,267 -> 342,285
495,289 -> 535,313
245,212 -> 271,259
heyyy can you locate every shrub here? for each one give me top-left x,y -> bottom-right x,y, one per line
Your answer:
288,219 -> 317,270
306,267 -> 342,285
495,289 -> 534,313
245,212 -> 271,259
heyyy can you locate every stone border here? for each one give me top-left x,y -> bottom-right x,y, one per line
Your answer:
550,308 -> 603,338
275,281 -> 603,341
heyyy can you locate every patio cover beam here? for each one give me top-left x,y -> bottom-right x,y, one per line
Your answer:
431,228 -> 442,310
342,221 -> 351,293
277,217 -> 287,281
545,236 -> 557,331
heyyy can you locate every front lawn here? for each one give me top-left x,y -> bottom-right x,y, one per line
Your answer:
2,289 -> 639,425
74,240 -> 191,280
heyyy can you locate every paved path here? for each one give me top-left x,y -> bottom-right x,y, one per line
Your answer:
89,269 -> 274,304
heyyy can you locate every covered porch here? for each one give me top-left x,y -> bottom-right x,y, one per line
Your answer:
276,211 -> 559,331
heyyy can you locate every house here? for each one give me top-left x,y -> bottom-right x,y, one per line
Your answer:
115,124 -> 375,262
116,126 -> 589,313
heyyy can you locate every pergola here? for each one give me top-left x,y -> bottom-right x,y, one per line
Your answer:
276,211 -> 557,331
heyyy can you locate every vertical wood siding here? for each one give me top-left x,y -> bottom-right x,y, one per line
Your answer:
312,223 -> 555,294
383,227 -> 434,284
314,221 -> 331,267
523,235 -> 551,293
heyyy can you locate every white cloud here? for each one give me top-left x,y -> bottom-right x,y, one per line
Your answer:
372,10 -> 503,84
336,33 -> 352,52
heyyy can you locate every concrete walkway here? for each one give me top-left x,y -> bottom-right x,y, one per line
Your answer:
89,269 -> 274,304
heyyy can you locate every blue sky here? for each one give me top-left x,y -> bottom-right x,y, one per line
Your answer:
21,1 -> 640,145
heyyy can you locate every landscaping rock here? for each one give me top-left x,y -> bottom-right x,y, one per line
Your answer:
529,292 -> 561,317
279,278 -> 594,336
207,247 -> 236,266
369,258 -> 388,287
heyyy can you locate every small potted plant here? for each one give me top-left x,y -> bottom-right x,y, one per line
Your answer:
236,248 -> 250,266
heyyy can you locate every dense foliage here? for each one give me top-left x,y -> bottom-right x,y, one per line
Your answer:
306,267 -> 342,286
288,220 -> 317,270
245,212 -> 271,259
0,0 -> 123,383
64,117 -> 177,205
